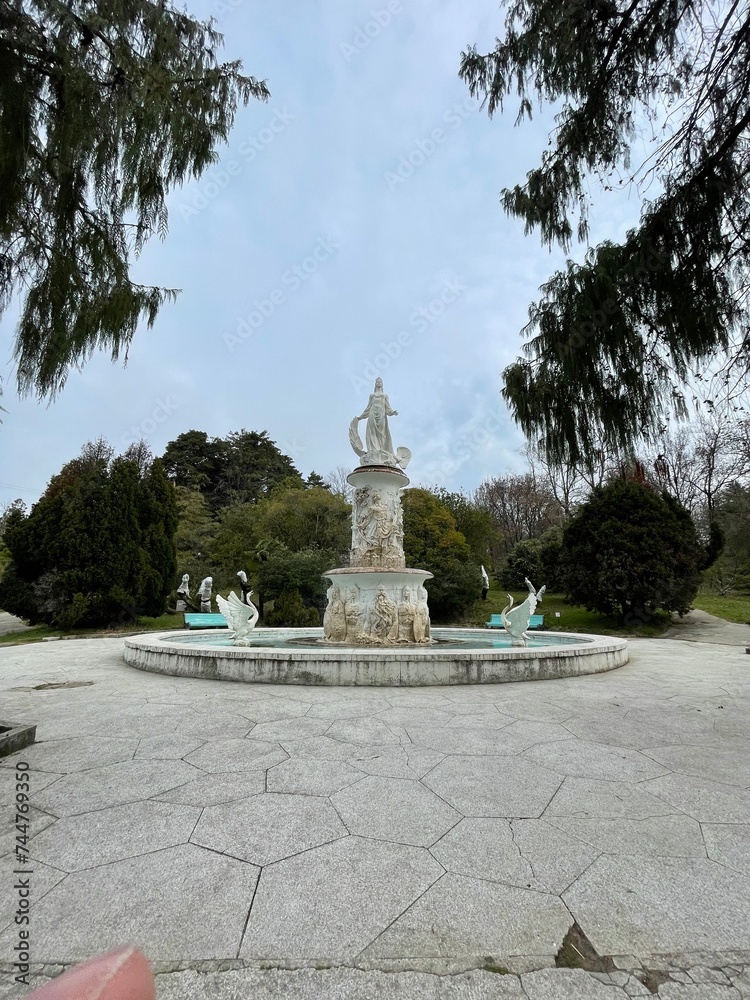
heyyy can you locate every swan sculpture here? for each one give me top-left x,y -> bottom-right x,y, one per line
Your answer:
216,590 -> 260,646
501,577 -> 546,647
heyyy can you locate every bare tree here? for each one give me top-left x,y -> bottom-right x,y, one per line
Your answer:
324,466 -> 354,503
474,472 -> 562,555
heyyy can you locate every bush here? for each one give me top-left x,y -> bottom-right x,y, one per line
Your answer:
500,539 -> 543,590
265,590 -> 320,627
560,478 -> 705,622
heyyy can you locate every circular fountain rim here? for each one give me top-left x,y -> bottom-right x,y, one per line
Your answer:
123,627 -> 629,686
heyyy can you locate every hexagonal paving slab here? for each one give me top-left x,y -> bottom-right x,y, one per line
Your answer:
28,800 -> 200,871
0,844 -> 259,963
423,756 -> 562,818
266,759 -> 363,796
192,793 -> 348,865
0,737 -> 137,773
32,760 -> 201,816
361,872 -> 571,962
240,836 -> 442,963
332,775 -> 460,846
184,738 -> 287,773
523,740 -> 669,782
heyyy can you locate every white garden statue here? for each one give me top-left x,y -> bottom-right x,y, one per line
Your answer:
349,378 -> 411,469
216,590 -> 260,646
501,578 -> 546,647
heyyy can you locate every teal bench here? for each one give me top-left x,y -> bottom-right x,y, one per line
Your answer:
184,613 -> 228,629
485,614 -> 545,630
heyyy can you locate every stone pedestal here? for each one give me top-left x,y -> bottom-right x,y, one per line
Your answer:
323,465 -> 433,646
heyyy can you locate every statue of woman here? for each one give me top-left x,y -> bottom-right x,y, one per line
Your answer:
324,586 -> 347,642
344,588 -> 365,643
351,378 -> 398,465
397,587 -> 416,643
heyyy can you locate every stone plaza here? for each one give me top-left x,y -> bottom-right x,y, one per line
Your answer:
0,621 -> 749,998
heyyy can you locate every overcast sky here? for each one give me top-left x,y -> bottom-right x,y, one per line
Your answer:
0,0 -> 643,508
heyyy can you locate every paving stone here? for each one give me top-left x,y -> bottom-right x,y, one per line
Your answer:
375,707 -> 455,727
509,819 -> 601,894
405,725 -> 528,756
306,700 -> 391,720
644,746 -> 750,787
27,800 -> 200,871
332,775 -> 459,846
524,740 -> 669,782
544,778 -> 677,820
564,855 -> 750,955
184,738 -> 286,773
0,769 -> 62,805
192,793 -> 347,864
423,756 -> 563,818
348,746 -> 444,780
0,737 -> 137,773
152,770 -> 266,806
32,760 -> 201,816
703,824 -> 750,878
266,758 -> 363,795
0,805 -> 56,855
134,735 -> 204,759
174,713 -> 254,738
156,966 -> 527,1000
246,718 -> 331,742
430,818 -> 535,886
279,736 -> 363,760
688,968 -> 732,985
521,967 -> 626,999
658,984 -> 741,999
0,843 -> 258,963
545,814 -> 706,857
241,836 -> 442,963
240,699 -> 314,723
326,718 -> 403,746
362,873 -> 571,962
644,774 -> 750,823
0,852 -> 65,935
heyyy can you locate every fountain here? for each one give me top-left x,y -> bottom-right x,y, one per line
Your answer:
123,381 -> 628,685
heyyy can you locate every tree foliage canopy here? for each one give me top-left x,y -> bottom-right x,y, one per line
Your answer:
0,440 -> 177,626
461,0 -> 750,464
0,0 -> 268,398
560,477 -> 705,620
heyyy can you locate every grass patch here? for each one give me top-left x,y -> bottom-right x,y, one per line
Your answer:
693,592 -> 750,624
0,612 -> 184,646
482,960 -> 511,975
452,587 -> 671,637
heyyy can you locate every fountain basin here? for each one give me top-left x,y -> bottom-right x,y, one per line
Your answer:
123,627 -> 628,686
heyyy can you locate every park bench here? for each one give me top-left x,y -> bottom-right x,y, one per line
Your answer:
485,613 -> 545,630
184,613 -> 228,629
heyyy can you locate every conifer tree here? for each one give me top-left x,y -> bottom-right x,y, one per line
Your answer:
1,0 -> 268,399
461,1 -> 750,464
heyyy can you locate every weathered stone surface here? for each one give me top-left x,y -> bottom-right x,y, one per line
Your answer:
703,824 -> 750,878
430,818 -> 534,886
0,844 -> 258,963
32,760 -> 201,815
545,814 -> 706,858
362,873 -> 571,961
644,746 -> 750,787
151,770 -> 266,806
134,735 -> 204,759
0,737 -> 137,773
192,793 -> 347,865
28,800 -> 200,871
184,738 -> 286,773
423,756 -> 562,817
0,851 -> 65,935
0,805 -> 55,856
521,967 -> 626,999
266,758 -> 363,795
645,774 -> 750,823
246,718 -> 331,742
524,740 -> 669,782
564,856 -> 750,955
509,819 -> 601,894
241,836 -> 441,963
332,774 -> 459,846
544,778 -> 676,820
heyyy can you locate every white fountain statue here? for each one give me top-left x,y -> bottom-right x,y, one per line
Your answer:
216,590 -> 260,646
501,578 -> 546,647
323,379 -> 432,645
